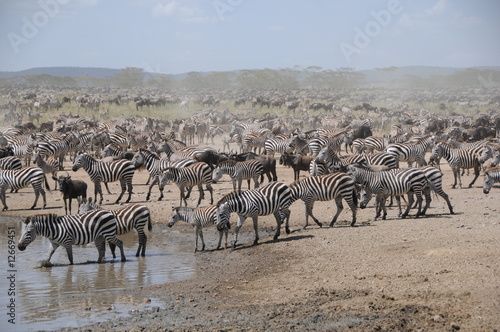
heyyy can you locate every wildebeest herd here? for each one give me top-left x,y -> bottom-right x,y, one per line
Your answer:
1,89 -> 499,265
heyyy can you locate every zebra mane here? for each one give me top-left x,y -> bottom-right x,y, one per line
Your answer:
413,135 -> 433,144
217,160 -> 237,167
172,206 -> 194,214
28,213 -> 59,223
139,148 -> 159,159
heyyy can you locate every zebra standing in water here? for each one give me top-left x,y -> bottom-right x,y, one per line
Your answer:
385,135 -> 435,168
78,198 -> 152,257
216,181 -> 292,248
483,167 -> 500,194
72,152 -> 136,204
0,167 -> 48,211
288,172 -> 357,229
18,210 -> 126,265
431,142 -> 481,189
347,162 -> 428,220
168,205 -> 229,252
159,162 -> 214,206
212,159 -> 264,191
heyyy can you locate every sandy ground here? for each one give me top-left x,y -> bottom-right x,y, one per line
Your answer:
3,140 -> 500,331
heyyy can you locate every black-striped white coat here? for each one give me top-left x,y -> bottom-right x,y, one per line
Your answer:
212,159 -> 264,191
216,181 -> 292,248
72,152 -> 135,204
78,198 -> 152,257
289,172 -> 357,228
0,166 -> 48,211
17,210 -> 126,265
483,167 -> 500,194
168,205 -> 229,252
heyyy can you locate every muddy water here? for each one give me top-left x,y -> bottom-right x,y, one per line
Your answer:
0,216 -> 196,331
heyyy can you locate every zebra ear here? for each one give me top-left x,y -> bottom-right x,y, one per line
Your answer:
23,216 -> 31,224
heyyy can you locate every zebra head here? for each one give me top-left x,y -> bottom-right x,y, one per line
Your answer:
431,143 -> 445,160
131,150 -> 145,168
18,217 -> 37,251
212,167 -> 223,184
168,206 -> 190,227
483,171 -> 496,194
78,197 -> 98,214
358,185 -> 372,209
216,202 -> 231,230
158,168 -> 175,189
72,152 -> 89,172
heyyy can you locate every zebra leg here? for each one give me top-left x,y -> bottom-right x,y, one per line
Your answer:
0,186 -> 7,211
206,183 -> 214,205
47,242 -> 60,263
125,179 -> 133,203
402,192 -> 415,218
305,200 -> 323,228
347,193 -> 357,227
329,196 -> 344,227
104,182 -> 112,194
254,175 -> 260,189
115,179 -> 126,204
149,177 -> 159,201
282,207 -> 291,234
40,188 -> 47,209
63,244 -> 74,265
414,191 -> 424,217
272,211 -> 282,241
232,214 -> 247,249
136,228 -> 147,257
107,236 -> 126,262
452,167 -> 460,189
108,242 -> 117,259
95,181 -> 104,205
468,166 -> 481,188
199,227 -> 205,251
421,187 -> 432,216
30,186 -> 41,210
196,184 -> 204,207
180,187 -> 188,206
95,236 -> 106,263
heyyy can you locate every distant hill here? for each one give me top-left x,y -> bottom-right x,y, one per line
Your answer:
0,67 -> 122,79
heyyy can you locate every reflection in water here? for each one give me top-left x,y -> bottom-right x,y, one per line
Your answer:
0,216 -> 195,331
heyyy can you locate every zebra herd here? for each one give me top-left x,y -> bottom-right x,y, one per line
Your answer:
3,119 -> 499,265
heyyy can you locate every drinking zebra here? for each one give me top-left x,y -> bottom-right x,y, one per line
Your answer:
159,162 -> 214,206
347,162 -> 427,220
212,159 -> 264,191
78,198 -> 152,257
288,172 -> 357,229
385,135 -> 435,168
18,209 -> 126,265
216,181 -> 292,248
0,166 -> 48,211
168,205 -> 229,252
483,167 -> 500,194
72,152 -> 136,204
431,142 -> 481,189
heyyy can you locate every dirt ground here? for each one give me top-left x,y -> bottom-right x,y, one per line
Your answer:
3,139 -> 500,331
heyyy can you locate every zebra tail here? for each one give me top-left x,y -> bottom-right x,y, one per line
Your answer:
147,214 -> 153,231
426,181 -> 440,201
352,188 -> 358,207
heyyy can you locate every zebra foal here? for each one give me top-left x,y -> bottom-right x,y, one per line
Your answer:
79,198 -> 153,257
18,209 -> 126,265
216,181 -> 292,248
288,172 -> 358,229
169,205 -> 229,252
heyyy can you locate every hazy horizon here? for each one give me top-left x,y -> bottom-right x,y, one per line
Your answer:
1,0 -> 499,74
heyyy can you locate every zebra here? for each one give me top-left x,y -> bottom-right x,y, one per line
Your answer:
385,135 -> 435,168
137,148 -> 198,195
35,132 -> 80,169
363,136 -> 390,154
431,142 -> 481,189
315,145 -> 398,174
483,167 -> 500,194
347,162 -> 427,220
17,209 -> 126,265
159,162 -> 214,206
32,148 -> 60,190
78,197 -> 152,257
264,136 -> 292,157
216,181 -> 292,248
0,166 -> 48,211
308,130 -> 352,157
5,133 -> 38,166
168,205 -> 229,252
0,156 -> 22,170
212,159 -> 264,191
288,172 -> 357,229
72,152 -> 135,204
242,131 -> 272,154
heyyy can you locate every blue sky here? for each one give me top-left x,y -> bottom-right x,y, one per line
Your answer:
1,0 -> 499,74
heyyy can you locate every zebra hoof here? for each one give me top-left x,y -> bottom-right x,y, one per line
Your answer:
2,207 -> 8,211
285,228 -> 290,234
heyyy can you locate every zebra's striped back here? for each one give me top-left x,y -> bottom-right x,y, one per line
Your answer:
73,152 -> 135,183
0,156 -> 22,170
212,159 -> 264,190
